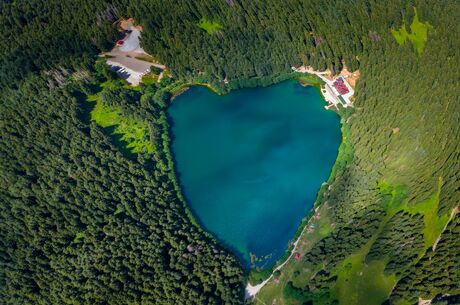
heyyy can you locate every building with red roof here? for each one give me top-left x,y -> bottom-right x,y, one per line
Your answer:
333,77 -> 349,95
294,252 -> 301,260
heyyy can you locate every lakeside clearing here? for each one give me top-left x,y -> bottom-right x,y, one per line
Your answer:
292,66 -> 356,110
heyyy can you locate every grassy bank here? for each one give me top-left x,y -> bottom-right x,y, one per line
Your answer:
197,17 -> 223,34
295,74 -> 325,91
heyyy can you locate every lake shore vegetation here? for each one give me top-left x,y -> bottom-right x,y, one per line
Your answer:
1,1 -> 459,304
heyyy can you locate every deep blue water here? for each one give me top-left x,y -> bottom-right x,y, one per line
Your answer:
168,80 -> 341,268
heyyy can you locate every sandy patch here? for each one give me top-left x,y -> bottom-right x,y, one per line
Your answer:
339,66 -> 360,89
119,18 -> 143,31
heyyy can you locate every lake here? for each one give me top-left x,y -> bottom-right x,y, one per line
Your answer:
168,80 -> 341,268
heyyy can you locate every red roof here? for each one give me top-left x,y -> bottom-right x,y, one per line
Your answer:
116,40 -> 124,45
294,252 -> 301,260
333,77 -> 349,95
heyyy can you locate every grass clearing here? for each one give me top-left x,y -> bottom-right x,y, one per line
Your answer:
141,72 -> 159,86
379,177 -> 449,249
73,232 -> 85,243
333,249 -> 397,305
392,26 -> 409,45
91,101 -> 155,154
88,82 -> 155,155
197,17 -> 223,34
391,7 -> 432,56
400,177 -> 448,248
134,54 -> 158,63
318,222 -> 333,236
296,74 -> 324,91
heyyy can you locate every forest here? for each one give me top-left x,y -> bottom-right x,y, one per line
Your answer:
1,0 -> 459,304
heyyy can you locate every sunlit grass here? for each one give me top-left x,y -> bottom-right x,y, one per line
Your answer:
141,72 -> 159,85
88,83 -> 155,155
296,74 -> 324,90
332,250 -> 397,305
197,17 -> 223,34
391,7 -> 432,56
400,177 -> 448,248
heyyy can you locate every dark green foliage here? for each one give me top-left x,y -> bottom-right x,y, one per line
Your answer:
99,87 -> 146,119
284,281 -> 336,305
284,281 -> 307,301
390,214 -> 460,304
149,66 -> 164,75
432,295 -> 460,305
304,205 -> 384,270
0,0 -> 121,87
366,211 -> 425,275
0,76 -> 244,304
1,0 -> 459,304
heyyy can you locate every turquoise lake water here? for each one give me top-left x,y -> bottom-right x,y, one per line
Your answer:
168,80 -> 341,268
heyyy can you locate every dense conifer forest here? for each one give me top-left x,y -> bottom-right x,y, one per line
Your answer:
1,0 -> 459,304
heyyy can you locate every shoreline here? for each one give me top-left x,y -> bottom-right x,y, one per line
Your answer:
245,116 -> 350,299
158,74 -> 352,300
292,66 -> 356,110
170,82 -> 222,101
245,204 -> 320,298
245,80 -> 353,296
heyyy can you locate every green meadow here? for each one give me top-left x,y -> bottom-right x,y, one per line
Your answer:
197,17 -> 223,34
296,74 -> 324,91
87,87 -> 155,155
391,7 -> 432,56
332,250 -> 397,305
331,177 -> 448,305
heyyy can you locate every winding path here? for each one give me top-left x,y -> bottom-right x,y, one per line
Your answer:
245,207 -> 319,299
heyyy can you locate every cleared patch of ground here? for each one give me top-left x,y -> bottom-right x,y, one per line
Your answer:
87,82 -> 155,154
399,177 -> 448,248
296,74 -> 324,90
332,252 -> 397,305
391,7 -> 432,56
141,73 -> 159,85
339,66 -> 360,89
197,17 -> 223,34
